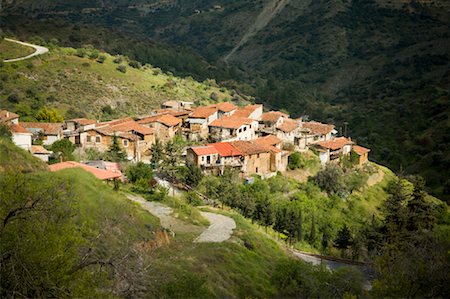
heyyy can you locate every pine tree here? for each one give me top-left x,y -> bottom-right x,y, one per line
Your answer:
106,133 -> 127,162
334,224 -> 352,257
150,138 -> 164,169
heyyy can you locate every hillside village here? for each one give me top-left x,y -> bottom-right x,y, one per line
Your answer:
1,100 -> 370,179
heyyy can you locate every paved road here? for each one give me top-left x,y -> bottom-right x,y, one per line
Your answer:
3,38 -> 49,62
194,212 -> 236,243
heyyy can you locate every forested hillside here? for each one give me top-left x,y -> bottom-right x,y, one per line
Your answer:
2,0 -> 449,199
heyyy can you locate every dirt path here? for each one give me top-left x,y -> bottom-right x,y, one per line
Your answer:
3,38 -> 49,62
194,212 -> 236,243
126,194 -> 203,234
224,0 -> 290,63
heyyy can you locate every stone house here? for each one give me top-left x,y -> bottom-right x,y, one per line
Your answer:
64,118 -> 98,146
352,145 -> 370,166
254,135 -> 289,172
211,102 -> 237,118
260,111 -> 289,130
312,137 -> 354,165
232,104 -> 263,120
299,121 -> 336,150
185,106 -> 218,140
138,113 -> 182,142
161,100 -> 193,111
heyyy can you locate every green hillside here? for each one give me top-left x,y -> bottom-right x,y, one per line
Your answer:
0,43 -> 244,121
0,38 -> 35,60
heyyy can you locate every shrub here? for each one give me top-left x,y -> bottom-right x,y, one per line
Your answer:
310,164 -> 346,195
7,94 -> 19,104
88,50 -> 99,60
81,62 -> 90,68
128,60 -> 142,69
288,152 -> 303,170
117,65 -> 127,73
113,56 -> 122,64
75,48 -> 86,58
185,191 -> 203,206
50,139 -> 76,161
97,54 -> 107,63
126,162 -> 153,183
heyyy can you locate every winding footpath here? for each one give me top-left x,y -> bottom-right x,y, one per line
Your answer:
126,194 -> 236,242
3,38 -> 49,62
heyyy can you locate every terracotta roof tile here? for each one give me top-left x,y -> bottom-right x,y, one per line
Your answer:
231,140 -> 271,155
232,104 -> 262,118
277,119 -> 299,133
9,124 -> 30,134
49,161 -> 122,180
190,106 -> 217,118
31,145 -> 51,154
353,145 -> 370,155
21,122 -> 63,135
254,135 -> 281,147
157,114 -> 182,127
315,137 -> 353,150
70,118 -> 97,126
212,102 -> 237,112
210,142 -> 243,157
191,145 -> 219,156
0,110 -> 19,122
261,111 -> 289,123
209,116 -> 254,129
303,121 -> 335,135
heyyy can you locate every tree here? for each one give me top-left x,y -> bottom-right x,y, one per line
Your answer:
334,224 -> 353,257
117,65 -> 127,73
288,152 -> 303,170
36,106 -> 64,123
178,163 -> 203,187
106,134 -> 127,162
97,54 -> 107,63
50,138 -> 76,161
150,139 -> 164,169
126,162 -> 153,184
161,138 -> 183,178
310,164 -> 345,195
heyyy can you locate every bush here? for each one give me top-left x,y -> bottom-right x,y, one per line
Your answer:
113,56 -> 122,64
50,139 -> 76,161
185,191 -> 203,206
126,162 -> 153,183
310,164 -> 346,195
7,94 -> 19,104
288,152 -> 304,170
128,60 -> 142,69
97,54 -> 107,63
117,65 -> 127,73
88,50 -> 99,60
76,48 -> 87,58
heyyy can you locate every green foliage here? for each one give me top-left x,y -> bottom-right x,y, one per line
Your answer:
105,134 -> 127,162
35,106 -> 64,123
83,147 -> 104,160
126,162 -> 153,183
177,162 -> 203,188
288,152 -> 303,170
334,224 -> 353,257
271,259 -> 364,298
50,138 -> 76,162
150,138 -> 164,169
0,124 -> 12,140
97,54 -> 107,63
184,191 -> 203,206
116,64 -> 127,73
310,164 -> 346,195
88,49 -> 99,59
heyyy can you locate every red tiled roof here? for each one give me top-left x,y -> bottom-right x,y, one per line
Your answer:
99,117 -> 134,127
209,116 -> 254,129
157,114 -> 182,127
254,135 -> 281,147
21,122 -> 63,135
94,127 -> 139,141
232,104 -> 262,118
49,161 -> 122,180
0,110 -> 19,122
154,108 -> 191,117
231,140 -> 271,155
190,106 -> 217,118
303,121 -> 335,135
210,142 -> 243,157
277,119 -> 299,133
9,124 -> 30,134
315,137 -> 353,150
353,145 -> 370,155
261,111 -> 288,123
213,102 -> 237,113
70,118 -> 97,126
31,145 -> 51,155
191,145 -> 218,156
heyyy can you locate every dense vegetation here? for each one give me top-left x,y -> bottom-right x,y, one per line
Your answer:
3,0 -> 448,200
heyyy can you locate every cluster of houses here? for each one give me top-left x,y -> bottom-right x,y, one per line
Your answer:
1,100 -> 370,178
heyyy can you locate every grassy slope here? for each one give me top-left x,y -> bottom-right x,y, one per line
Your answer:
0,46 -> 240,121
0,39 -> 35,60
0,139 -> 289,297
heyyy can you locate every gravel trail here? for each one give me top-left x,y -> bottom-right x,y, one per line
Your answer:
3,38 -> 49,62
194,212 -> 236,243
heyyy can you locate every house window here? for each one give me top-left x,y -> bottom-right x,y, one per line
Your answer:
244,127 -> 247,131
207,155 -> 211,164
256,167 -> 259,173
257,154 -> 260,158
202,156 -> 205,161
95,136 -> 101,143
123,140 -> 128,147
238,128 -> 242,133
86,136 -> 91,142
314,136 -> 319,141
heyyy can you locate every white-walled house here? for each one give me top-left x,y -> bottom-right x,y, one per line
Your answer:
312,137 -> 354,165
10,124 -> 32,151
0,110 -> 19,125
21,122 -> 63,146
208,116 -> 258,142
